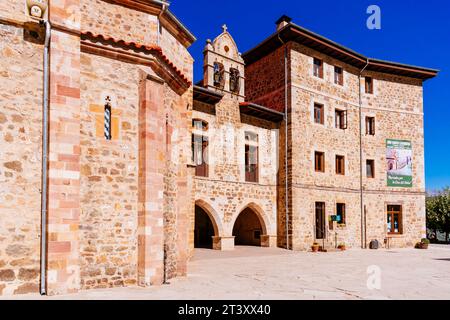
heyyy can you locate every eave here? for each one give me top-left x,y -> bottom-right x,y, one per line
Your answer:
240,102 -> 285,123
242,23 -> 439,80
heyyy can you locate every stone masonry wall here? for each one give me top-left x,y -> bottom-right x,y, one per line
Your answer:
0,23 -> 43,295
79,52 -> 139,289
192,93 -> 279,249
287,42 -> 426,249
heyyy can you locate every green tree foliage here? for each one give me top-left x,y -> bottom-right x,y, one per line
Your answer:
426,187 -> 450,242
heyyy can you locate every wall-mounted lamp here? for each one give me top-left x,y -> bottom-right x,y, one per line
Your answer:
26,0 -> 48,19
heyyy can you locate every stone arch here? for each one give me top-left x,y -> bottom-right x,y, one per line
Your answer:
232,202 -> 271,235
194,199 -> 223,237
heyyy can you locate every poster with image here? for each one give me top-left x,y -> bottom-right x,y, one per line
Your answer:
386,139 -> 412,187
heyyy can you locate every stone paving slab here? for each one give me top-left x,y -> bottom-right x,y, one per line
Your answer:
3,245 -> 450,300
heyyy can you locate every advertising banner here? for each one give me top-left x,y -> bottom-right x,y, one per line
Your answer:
386,139 -> 412,187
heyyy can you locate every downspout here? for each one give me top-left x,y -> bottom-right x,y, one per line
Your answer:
358,58 -> 369,249
278,34 -> 290,250
156,1 -> 169,46
39,19 -> 51,296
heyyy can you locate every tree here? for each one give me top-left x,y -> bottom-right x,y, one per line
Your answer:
426,188 -> 450,243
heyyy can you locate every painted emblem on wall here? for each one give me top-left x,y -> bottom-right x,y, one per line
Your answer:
386,139 -> 412,187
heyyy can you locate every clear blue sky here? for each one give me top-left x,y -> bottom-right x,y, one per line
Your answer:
171,0 -> 450,191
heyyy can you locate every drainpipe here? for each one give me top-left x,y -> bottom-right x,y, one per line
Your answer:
358,58 -> 369,249
39,19 -> 51,296
156,1 -> 169,46
278,34 -> 290,250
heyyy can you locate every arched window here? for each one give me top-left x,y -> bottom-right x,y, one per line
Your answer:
192,119 -> 209,177
229,68 -> 240,94
213,62 -> 225,89
244,131 -> 258,182
104,97 -> 112,140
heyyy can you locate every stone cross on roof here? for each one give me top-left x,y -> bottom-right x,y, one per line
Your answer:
222,24 -> 228,33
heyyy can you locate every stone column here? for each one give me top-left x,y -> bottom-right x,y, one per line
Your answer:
212,236 -> 235,251
137,74 -> 165,286
261,235 -> 277,247
46,1 -> 81,295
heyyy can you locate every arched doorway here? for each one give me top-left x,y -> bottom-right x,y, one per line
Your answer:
194,205 -> 215,249
232,207 -> 265,246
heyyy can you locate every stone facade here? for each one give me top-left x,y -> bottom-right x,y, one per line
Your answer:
0,4 -> 437,297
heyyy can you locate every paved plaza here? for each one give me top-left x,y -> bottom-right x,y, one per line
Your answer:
5,245 -> 450,300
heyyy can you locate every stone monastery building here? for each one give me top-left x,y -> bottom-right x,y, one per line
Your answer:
0,0 -> 438,296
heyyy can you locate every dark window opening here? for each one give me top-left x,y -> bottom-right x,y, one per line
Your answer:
336,155 -> 345,175
335,109 -> 347,129
336,203 -> 346,224
314,103 -> 324,124
315,151 -> 325,173
313,58 -> 324,78
192,119 -> 208,177
366,159 -> 375,178
245,132 -> 258,183
365,77 -> 374,94
334,66 -> 343,85
365,116 -> 375,135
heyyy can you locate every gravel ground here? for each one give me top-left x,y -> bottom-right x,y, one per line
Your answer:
4,244 -> 450,300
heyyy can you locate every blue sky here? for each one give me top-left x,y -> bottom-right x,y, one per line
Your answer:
171,0 -> 450,191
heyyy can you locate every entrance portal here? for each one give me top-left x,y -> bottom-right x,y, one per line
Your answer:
194,205 -> 215,248
232,208 -> 264,246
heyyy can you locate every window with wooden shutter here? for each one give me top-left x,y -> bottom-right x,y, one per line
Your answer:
314,103 -> 324,124
315,151 -> 325,173
335,109 -> 347,129
192,119 -> 209,177
313,58 -> 323,78
336,155 -> 345,175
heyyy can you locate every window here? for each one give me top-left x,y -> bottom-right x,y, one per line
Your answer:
387,205 -> 402,234
335,109 -> 347,129
192,119 -> 209,177
315,151 -> 325,173
213,62 -> 225,89
314,103 -> 324,124
104,101 -> 112,140
313,58 -> 323,78
245,132 -> 258,183
365,116 -> 375,135
336,203 -> 346,225
336,155 -> 345,175
334,66 -> 343,85
366,159 -> 375,178
365,77 -> 373,94
229,68 -> 240,93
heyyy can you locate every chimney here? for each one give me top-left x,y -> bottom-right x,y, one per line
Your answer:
275,15 -> 292,31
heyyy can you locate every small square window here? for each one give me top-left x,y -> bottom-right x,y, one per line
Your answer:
314,103 -> 324,124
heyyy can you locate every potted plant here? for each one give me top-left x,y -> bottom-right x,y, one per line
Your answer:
415,238 -> 430,249
337,243 -> 346,251
420,238 -> 430,249
311,242 -> 320,252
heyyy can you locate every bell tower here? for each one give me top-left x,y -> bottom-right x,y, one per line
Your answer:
203,24 -> 245,101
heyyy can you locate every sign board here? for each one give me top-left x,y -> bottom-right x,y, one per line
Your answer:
386,139 -> 412,187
